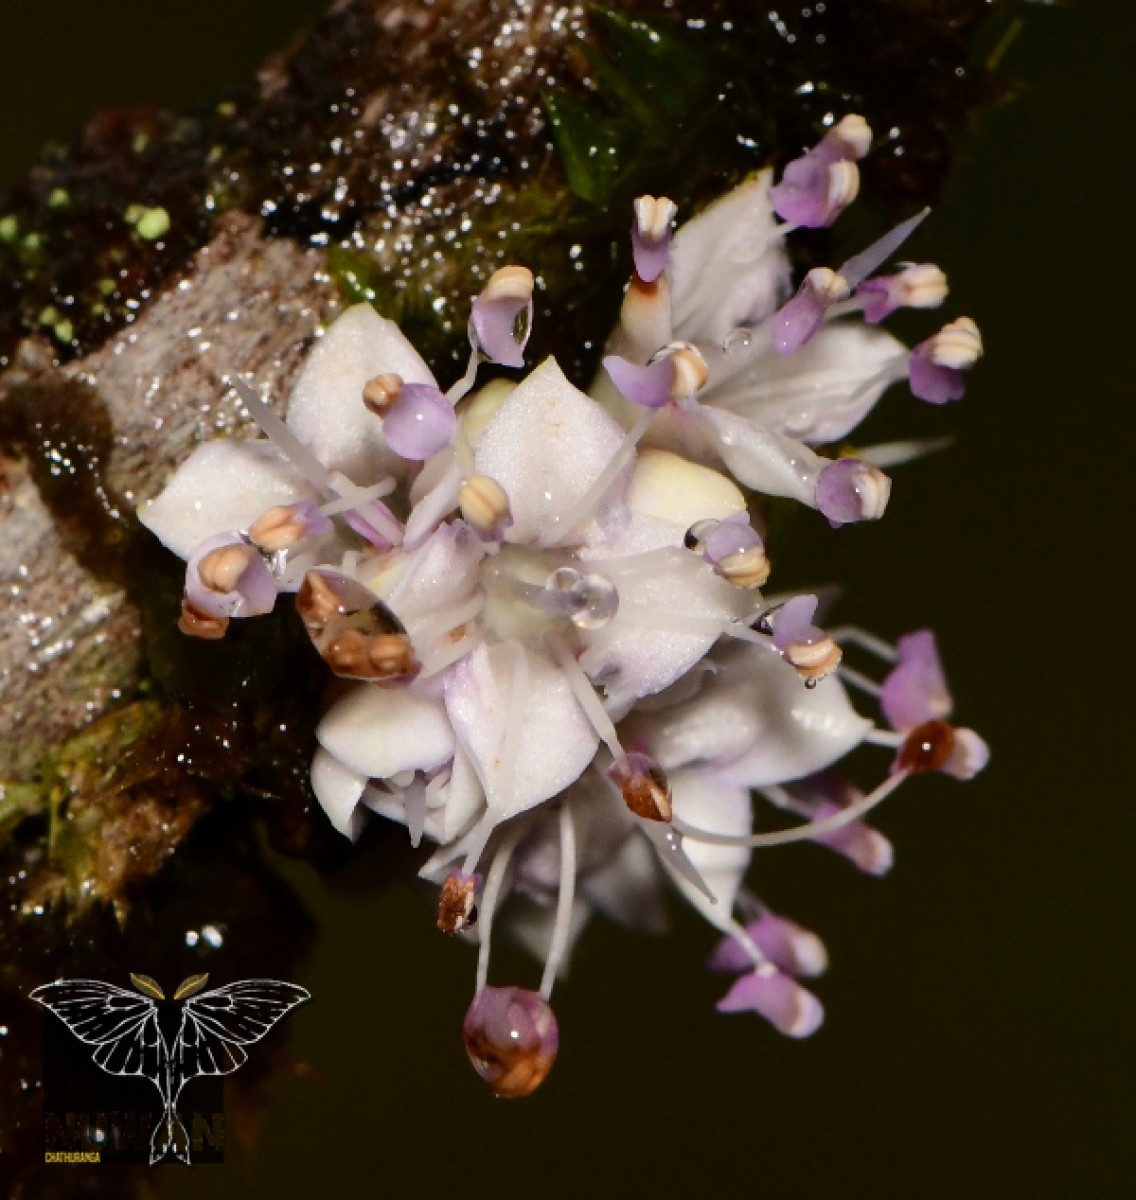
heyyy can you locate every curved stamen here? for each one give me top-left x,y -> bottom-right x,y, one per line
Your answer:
232,378 -> 333,492
672,770 -> 908,849
317,477 -> 398,517
829,625 -> 899,663
546,632 -> 623,758
475,824 -> 524,995
539,804 -> 578,999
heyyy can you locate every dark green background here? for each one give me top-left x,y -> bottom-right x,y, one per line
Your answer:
2,1 -> 1133,1196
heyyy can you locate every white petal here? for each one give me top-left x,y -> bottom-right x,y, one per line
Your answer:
372,520 -> 484,629
139,440 -> 315,559
628,643 -> 870,786
711,319 -> 907,445
472,357 -> 628,544
670,172 -> 791,347
285,303 -> 437,483
432,745 -> 485,843
310,747 -> 368,840
669,767 -> 752,916
443,642 -> 599,821
582,832 -> 667,933
695,406 -> 826,504
316,684 -> 456,780
578,537 -> 750,710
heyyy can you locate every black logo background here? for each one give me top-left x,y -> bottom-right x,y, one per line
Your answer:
41,1014 -> 224,1164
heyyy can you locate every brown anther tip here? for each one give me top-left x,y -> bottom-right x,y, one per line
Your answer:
628,273 -> 664,300
197,544 -> 253,593
296,570 -> 342,628
785,637 -> 842,682
362,372 -> 404,415
322,628 -> 418,682
178,598 -> 229,640
896,719 -> 958,775
437,875 -> 478,936
611,758 -> 673,822
249,504 -> 303,551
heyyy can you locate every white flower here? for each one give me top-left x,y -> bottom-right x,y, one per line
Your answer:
135,141 -> 988,1096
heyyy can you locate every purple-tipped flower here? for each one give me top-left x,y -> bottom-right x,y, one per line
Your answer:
773,267 -> 849,354
631,194 -> 677,283
708,913 -> 828,979
383,383 -> 457,461
815,457 -> 892,528
603,343 -> 708,409
184,533 -> 277,621
770,114 -> 870,228
882,631 -> 990,780
716,966 -> 824,1037
858,263 -> 948,324
695,513 -> 771,589
462,986 -> 559,1098
769,594 -> 842,685
880,630 -> 952,731
909,317 -> 982,404
470,265 -> 535,368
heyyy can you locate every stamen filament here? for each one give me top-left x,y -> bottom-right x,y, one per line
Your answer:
446,348 -> 481,404
475,824 -> 523,995
838,664 -> 883,698
673,771 -> 909,848
865,727 -> 904,748
318,477 -> 397,516
232,378 -> 333,492
546,632 -> 623,758
539,804 -> 577,999
829,625 -> 899,663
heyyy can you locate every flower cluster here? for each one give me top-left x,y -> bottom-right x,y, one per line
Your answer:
141,115 -> 987,1097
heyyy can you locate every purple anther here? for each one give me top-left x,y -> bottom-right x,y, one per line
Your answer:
184,533 -> 277,619
880,629 -> 953,731
716,967 -> 824,1038
857,263 -> 947,324
631,195 -> 677,283
770,594 -> 824,652
770,117 -> 869,229
701,513 -> 764,565
909,318 -> 981,405
772,268 -> 847,354
381,382 -> 457,461
815,458 -> 892,527
470,266 -> 535,368
708,913 -> 828,979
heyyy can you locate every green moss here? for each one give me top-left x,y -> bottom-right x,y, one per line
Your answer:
134,205 -> 171,241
